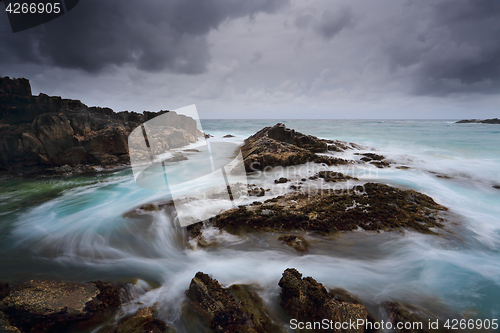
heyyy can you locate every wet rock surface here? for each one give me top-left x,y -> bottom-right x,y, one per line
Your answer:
241,123 -> 351,172
185,272 -> 286,333
0,280 -> 121,332
187,183 -> 446,238
279,268 -> 368,333
0,77 -> 201,176
109,307 -> 175,333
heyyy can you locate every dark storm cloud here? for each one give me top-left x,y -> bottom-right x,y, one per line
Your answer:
0,0 -> 288,74
293,7 -> 354,40
386,0 -> 500,95
314,8 -> 354,40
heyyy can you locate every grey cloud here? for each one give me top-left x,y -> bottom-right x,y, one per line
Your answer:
0,0 -> 288,74
294,13 -> 312,29
314,8 -> 354,40
385,0 -> 500,95
250,51 -> 263,64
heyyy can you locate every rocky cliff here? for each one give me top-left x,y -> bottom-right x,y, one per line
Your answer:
0,77 -> 201,175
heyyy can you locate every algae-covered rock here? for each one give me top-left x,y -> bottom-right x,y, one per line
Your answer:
279,268 -> 367,333
0,280 -> 121,332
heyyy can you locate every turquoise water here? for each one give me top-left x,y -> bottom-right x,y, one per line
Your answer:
0,120 -> 499,328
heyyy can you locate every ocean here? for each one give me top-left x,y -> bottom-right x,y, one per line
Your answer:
0,119 -> 499,330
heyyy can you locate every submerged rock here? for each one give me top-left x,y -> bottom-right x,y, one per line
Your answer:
355,153 -> 391,168
109,307 -> 175,333
279,268 -> 367,333
356,153 -> 385,162
278,235 -> 309,252
0,280 -> 121,332
185,272 -> 286,333
223,134 -> 235,138
193,183 -> 446,236
274,177 -> 289,184
315,171 -> 358,182
241,123 -> 351,172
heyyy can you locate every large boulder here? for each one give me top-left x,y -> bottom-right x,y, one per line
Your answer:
0,280 -> 121,332
279,268 -> 367,333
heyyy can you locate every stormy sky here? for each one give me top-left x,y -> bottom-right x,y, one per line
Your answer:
1,0 -> 499,119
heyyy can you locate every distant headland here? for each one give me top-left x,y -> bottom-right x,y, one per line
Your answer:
455,118 -> 500,124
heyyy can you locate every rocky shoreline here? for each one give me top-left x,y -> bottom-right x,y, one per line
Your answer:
0,268 -> 458,333
0,77 -> 201,176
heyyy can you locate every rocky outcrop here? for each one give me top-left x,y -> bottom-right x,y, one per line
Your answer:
185,272 -> 286,333
456,118 -> 500,124
187,183 -> 446,238
0,280 -> 121,332
0,77 -> 202,175
279,268 -> 368,333
241,123 -> 351,172
109,307 -> 175,333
